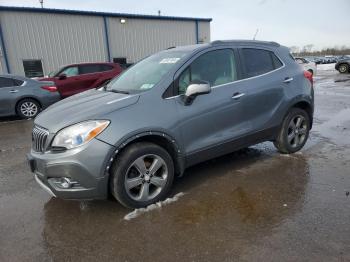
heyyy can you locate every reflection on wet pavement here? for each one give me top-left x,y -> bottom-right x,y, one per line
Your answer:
0,65 -> 350,261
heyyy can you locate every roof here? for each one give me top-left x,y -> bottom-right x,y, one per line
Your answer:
211,40 -> 280,47
0,6 -> 212,22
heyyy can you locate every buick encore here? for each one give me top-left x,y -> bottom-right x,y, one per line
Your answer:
28,40 -> 314,208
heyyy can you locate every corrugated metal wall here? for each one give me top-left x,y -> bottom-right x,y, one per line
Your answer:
0,10 -> 211,75
198,21 -> 210,44
107,18 -> 198,63
0,11 -> 107,75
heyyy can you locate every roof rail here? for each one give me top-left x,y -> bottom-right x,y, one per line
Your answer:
211,40 -> 280,47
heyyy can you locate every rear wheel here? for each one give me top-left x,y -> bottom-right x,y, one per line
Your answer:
16,98 -> 41,119
110,142 -> 174,208
274,108 -> 310,154
338,64 -> 349,73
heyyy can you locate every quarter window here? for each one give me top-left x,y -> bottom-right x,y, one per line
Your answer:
177,49 -> 237,95
241,48 -> 282,78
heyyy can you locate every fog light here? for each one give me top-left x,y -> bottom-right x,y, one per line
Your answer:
48,177 -> 74,189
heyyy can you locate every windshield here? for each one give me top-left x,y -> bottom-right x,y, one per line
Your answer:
106,50 -> 189,93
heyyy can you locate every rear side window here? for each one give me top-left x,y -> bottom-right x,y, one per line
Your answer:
241,48 -> 282,78
177,49 -> 238,95
80,64 -> 113,74
100,65 -> 113,72
0,77 -> 16,88
79,64 -> 101,74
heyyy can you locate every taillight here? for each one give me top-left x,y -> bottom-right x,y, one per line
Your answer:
41,85 -> 57,92
304,71 -> 313,87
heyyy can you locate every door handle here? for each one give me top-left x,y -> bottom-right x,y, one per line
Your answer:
232,92 -> 245,100
9,90 -> 19,93
283,77 -> 294,83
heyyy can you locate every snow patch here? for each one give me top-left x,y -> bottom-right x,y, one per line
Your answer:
124,192 -> 185,221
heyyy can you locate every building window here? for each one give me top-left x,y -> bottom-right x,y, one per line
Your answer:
23,60 -> 44,78
113,57 -> 127,65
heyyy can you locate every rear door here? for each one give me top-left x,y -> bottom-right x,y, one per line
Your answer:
78,64 -> 103,91
237,47 -> 285,131
0,77 -> 23,116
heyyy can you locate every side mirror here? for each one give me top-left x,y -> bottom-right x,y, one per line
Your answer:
58,73 -> 67,80
184,80 -> 211,105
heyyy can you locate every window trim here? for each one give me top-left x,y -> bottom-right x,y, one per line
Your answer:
238,47 -> 285,80
164,47 -> 285,100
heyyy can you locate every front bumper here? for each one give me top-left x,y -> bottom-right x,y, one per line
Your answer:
27,138 -> 114,200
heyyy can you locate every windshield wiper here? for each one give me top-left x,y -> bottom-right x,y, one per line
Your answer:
108,89 -> 130,94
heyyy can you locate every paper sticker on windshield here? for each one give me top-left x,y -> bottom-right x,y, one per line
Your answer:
140,84 -> 154,90
160,58 -> 180,64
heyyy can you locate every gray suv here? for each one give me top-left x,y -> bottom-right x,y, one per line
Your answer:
28,40 -> 314,208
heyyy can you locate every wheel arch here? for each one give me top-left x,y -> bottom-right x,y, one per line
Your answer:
290,100 -> 313,128
105,131 -> 185,179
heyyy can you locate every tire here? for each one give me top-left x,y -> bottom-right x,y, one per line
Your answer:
274,108 -> 310,154
16,98 -> 41,119
338,64 -> 349,74
110,142 -> 174,208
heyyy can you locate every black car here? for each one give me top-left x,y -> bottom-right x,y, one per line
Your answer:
335,59 -> 350,73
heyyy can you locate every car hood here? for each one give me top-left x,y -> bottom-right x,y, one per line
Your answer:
35,89 -> 140,133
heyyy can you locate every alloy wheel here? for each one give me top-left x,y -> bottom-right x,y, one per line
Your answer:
287,115 -> 307,148
124,154 -> 168,202
20,102 -> 38,117
339,65 -> 348,73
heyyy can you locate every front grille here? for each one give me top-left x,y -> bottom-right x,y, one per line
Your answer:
32,125 -> 49,152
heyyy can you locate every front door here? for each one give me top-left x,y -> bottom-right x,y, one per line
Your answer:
173,48 -> 249,165
55,65 -> 81,97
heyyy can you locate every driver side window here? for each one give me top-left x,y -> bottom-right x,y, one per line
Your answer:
60,66 -> 79,77
177,49 -> 237,95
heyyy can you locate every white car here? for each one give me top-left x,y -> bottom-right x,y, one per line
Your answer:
295,57 -> 317,76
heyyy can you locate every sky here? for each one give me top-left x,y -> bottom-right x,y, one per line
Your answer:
1,0 -> 349,50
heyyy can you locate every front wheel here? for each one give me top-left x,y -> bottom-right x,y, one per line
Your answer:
110,142 -> 174,208
274,108 -> 310,154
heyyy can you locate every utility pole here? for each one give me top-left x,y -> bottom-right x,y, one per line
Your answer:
39,0 -> 44,8
253,28 -> 259,40
158,10 -> 161,16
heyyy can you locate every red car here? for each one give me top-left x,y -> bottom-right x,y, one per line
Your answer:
40,62 -> 122,98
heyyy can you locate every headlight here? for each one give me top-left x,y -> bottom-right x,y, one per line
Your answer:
52,120 -> 110,149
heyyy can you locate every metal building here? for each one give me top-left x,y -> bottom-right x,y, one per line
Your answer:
0,6 -> 211,77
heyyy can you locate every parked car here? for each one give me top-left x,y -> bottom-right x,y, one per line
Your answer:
335,58 -> 350,73
295,57 -> 317,75
0,74 -> 60,119
28,40 -> 314,208
39,62 -> 123,98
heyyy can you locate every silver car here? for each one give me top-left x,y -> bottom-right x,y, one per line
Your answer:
0,74 -> 60,118
28,40 -> 314,208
